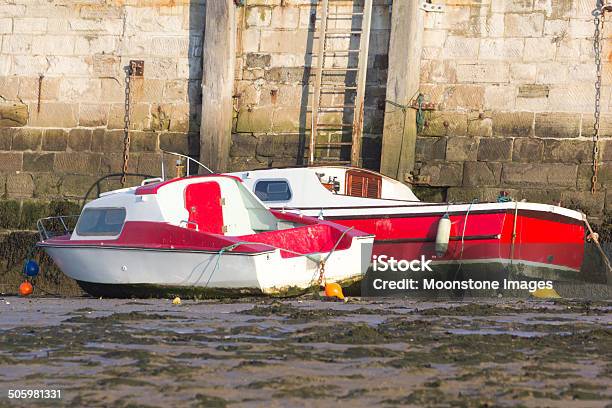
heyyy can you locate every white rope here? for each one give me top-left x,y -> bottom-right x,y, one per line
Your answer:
203,227 -> 354,290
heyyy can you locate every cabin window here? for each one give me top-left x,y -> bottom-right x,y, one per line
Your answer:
345,169 -> 382,199
76,207 -> 126,236
254,180 -> 292,202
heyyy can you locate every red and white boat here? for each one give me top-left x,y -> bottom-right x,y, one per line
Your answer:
37,170 -> 374,298
229,166 -> 590,283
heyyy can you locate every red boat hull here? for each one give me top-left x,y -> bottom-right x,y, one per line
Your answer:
327,208 -> 585,280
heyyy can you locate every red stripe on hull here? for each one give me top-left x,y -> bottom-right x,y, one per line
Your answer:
42,214 -> 365,259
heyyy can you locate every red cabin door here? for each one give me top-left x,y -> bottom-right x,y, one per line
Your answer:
184,181 -> 224,234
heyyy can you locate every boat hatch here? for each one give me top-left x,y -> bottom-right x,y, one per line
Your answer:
346,169 -> 381,199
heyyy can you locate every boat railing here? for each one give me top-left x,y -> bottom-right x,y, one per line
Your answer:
160,151 -> 214,180
37,215 -> 80,241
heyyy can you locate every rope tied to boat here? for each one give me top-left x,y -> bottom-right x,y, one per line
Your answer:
203,227 -> 355,291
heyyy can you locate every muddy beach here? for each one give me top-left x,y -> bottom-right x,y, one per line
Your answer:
0,296 -> 610,407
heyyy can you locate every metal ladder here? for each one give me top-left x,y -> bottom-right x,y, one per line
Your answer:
309,0 -> 373,166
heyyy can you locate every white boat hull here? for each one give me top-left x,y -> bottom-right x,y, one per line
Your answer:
42,237 -> 373,295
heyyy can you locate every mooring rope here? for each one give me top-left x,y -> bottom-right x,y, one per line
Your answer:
202,227 -> 355,291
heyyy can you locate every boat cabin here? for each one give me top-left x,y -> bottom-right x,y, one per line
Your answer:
72,175 -> 287,241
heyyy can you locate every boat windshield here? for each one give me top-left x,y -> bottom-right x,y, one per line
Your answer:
75,207 -> 126,237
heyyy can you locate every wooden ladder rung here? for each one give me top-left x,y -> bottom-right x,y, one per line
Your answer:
324,30 -> 363,35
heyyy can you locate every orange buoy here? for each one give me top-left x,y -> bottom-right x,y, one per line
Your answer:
19,281 -> 33,297
324,282 -> 345,300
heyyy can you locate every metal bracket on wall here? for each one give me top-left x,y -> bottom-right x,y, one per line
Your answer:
420,2 -> 445,12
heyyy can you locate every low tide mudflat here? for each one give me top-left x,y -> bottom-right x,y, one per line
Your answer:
0,297 -> 610,407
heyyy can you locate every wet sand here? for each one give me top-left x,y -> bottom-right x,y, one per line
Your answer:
0,296 -> 610,407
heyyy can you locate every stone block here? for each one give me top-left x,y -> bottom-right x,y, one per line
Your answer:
264,67 -> 308,84
523,37 -> 556,61
415,136 -> 447,161
536,63 -> 569,84
501,163 -> 577,187
100,78 -> 124,103
0,128 -> 12,150
160,132 -> 190,155
582,114 -> 612,139
31,35 -> 75,55
513,138 -> 543,162
11,128 -> 41,151
421,112 -> 468,137
446,137 -> 479,161
272,108 -> 300,132
7,172 -> 33,199
61,175 -> 100,198
11,56 -> 47,75
456,64 -> 509,83
0,102 -> 28,127
260,29 -> 309,53
74,36 -> 117,55
577,164 -> 611,191
420,59 -> 457,84
92,129 -> 124,153
132,79 -> 165,103
54,152 -> 101,175
33,174 -> 61,198
0,76 -> 19,100
42,129 -> 68,151
484,85 -> 516,110
164,80 -> 188,102
418,162 -> 463,187
129,131 -> 158,152
107,104 -> 125,129
463,162 -> 502,187
255,134 -> 282,157
0,18 -> 11,33
99,153 -> 137,174
230,133 -> 258,157
68,129 -> 93,152
246,53 -> 271,69
479,38 -> 524,60
247,6 -> 272,27
560,190 -> 605,216
447,187 -> 517,203
0,200 -> 21,229
28,103 -> 78,128
504,13 -> 544,37
236,107 -> 274,133
13,18 -> 46,33
509,63 -> 537,83
79,104 -> 109,127
601,139 -> 612,162
478,138 -> 513,161
229,156 -> 263,172
442,36 -> 479,59
467,113 -> 492,137
23,153 -> 55,172
548,84 -> 595,112
534,112 -> 580,138
543,139 -> 592,164
0,152 -> 22,171
491,112 -> 534,137
59,78 -> 101,102
443,85 -> 484,110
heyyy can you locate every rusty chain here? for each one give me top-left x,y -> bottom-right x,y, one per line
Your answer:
121,64 -> 134,187
592,7 -> 605,194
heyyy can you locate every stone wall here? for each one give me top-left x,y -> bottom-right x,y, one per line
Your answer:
0,0 -> 204,219
414,0 -> 611,221
230,0 -> 391,170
